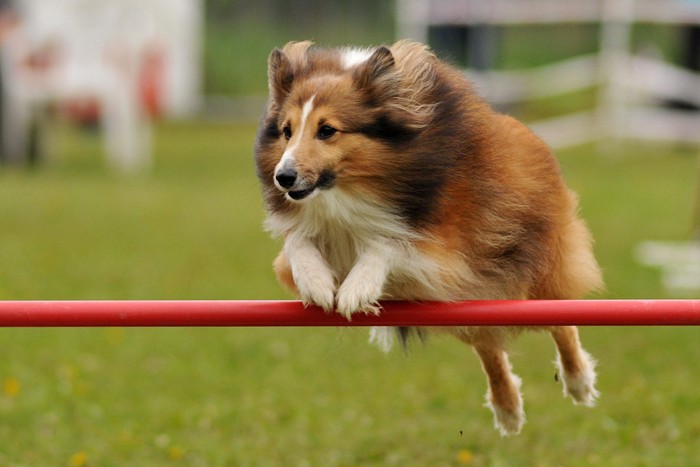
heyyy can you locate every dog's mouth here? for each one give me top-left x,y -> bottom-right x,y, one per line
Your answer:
280,169 -> 336,202
287,187 -> 316,201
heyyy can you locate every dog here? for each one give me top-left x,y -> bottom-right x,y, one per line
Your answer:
254,40 -> 603,436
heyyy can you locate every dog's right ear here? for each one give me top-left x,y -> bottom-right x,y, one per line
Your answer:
268,41 -> 313,104
268,48 -> 293,104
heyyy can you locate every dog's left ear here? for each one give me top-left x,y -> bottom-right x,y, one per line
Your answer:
353,46 -> 397,93
355,42 -> 436,131
268,49 -> 293,104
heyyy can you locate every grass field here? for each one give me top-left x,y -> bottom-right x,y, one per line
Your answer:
1,120 -> 699,465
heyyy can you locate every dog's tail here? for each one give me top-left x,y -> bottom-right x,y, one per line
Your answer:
369,326 -> 427,352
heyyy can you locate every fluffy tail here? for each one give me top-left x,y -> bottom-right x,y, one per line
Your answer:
369,326 -> 427,352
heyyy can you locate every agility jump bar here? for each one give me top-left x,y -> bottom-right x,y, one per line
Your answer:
0,300 -> 699,327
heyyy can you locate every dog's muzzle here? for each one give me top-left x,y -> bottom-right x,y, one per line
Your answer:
275,167 -> 298,190
273,163 -> 336,202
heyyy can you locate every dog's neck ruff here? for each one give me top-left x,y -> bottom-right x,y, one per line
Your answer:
265,189 -> 415,242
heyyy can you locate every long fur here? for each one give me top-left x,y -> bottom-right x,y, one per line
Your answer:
254,40 -> 604,435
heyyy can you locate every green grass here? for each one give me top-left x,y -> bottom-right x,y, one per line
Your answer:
0,123 -> 279,301
1,122 -> 699,465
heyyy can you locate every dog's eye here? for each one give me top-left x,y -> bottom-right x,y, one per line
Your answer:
317,125 -> 337,140
282,126 -> 292,140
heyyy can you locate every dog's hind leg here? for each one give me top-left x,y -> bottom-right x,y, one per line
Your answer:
273,251 -> 298,295
551,326 -> 599,406
472,343 -> 525,436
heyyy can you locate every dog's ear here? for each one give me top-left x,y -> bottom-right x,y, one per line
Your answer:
354,43 -> 436,131
353,46 -> 396,92
268,48 -> 293,104
267,41 -> 313,104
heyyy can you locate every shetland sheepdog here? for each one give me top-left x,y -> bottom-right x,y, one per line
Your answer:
254,40 -> 603,435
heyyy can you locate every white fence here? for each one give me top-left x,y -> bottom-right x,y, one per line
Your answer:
396,0 -> 700,148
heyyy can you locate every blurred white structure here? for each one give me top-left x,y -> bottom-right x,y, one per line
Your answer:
636,241 -> 700,295
0,0 -> 202,172
396,0 -> 700,148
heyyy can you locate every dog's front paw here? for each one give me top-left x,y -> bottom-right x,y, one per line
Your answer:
296,272 -> 336,312
335,277 -> 383,320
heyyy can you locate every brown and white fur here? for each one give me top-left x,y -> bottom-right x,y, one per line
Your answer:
254,40 -> 604,436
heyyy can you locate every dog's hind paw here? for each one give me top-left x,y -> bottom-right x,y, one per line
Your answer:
562,370 -> 599,407
487,400 -> 526,436
557,350 -> 600,407
482,373 -> 525,436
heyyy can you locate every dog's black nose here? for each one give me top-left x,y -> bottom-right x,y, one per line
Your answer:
275,168 -> 297,189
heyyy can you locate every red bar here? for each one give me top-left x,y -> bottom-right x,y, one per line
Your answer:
0,300 -> 699,327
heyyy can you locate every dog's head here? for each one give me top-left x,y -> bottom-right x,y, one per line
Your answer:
254,41 -> 438,205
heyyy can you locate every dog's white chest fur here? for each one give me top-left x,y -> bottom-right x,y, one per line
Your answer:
266,189 -> 459,317
267,190 -> 409,277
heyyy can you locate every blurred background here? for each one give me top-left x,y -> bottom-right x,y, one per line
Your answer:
1,0 -> 700,465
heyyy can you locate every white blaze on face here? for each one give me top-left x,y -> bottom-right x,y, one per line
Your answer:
274,95 -> 316,189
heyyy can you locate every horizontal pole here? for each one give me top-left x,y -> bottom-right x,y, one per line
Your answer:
0,300 -> 699,327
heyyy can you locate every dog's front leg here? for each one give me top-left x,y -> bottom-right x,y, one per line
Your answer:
335,241 -> 392,319
284,233 -> 336,311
